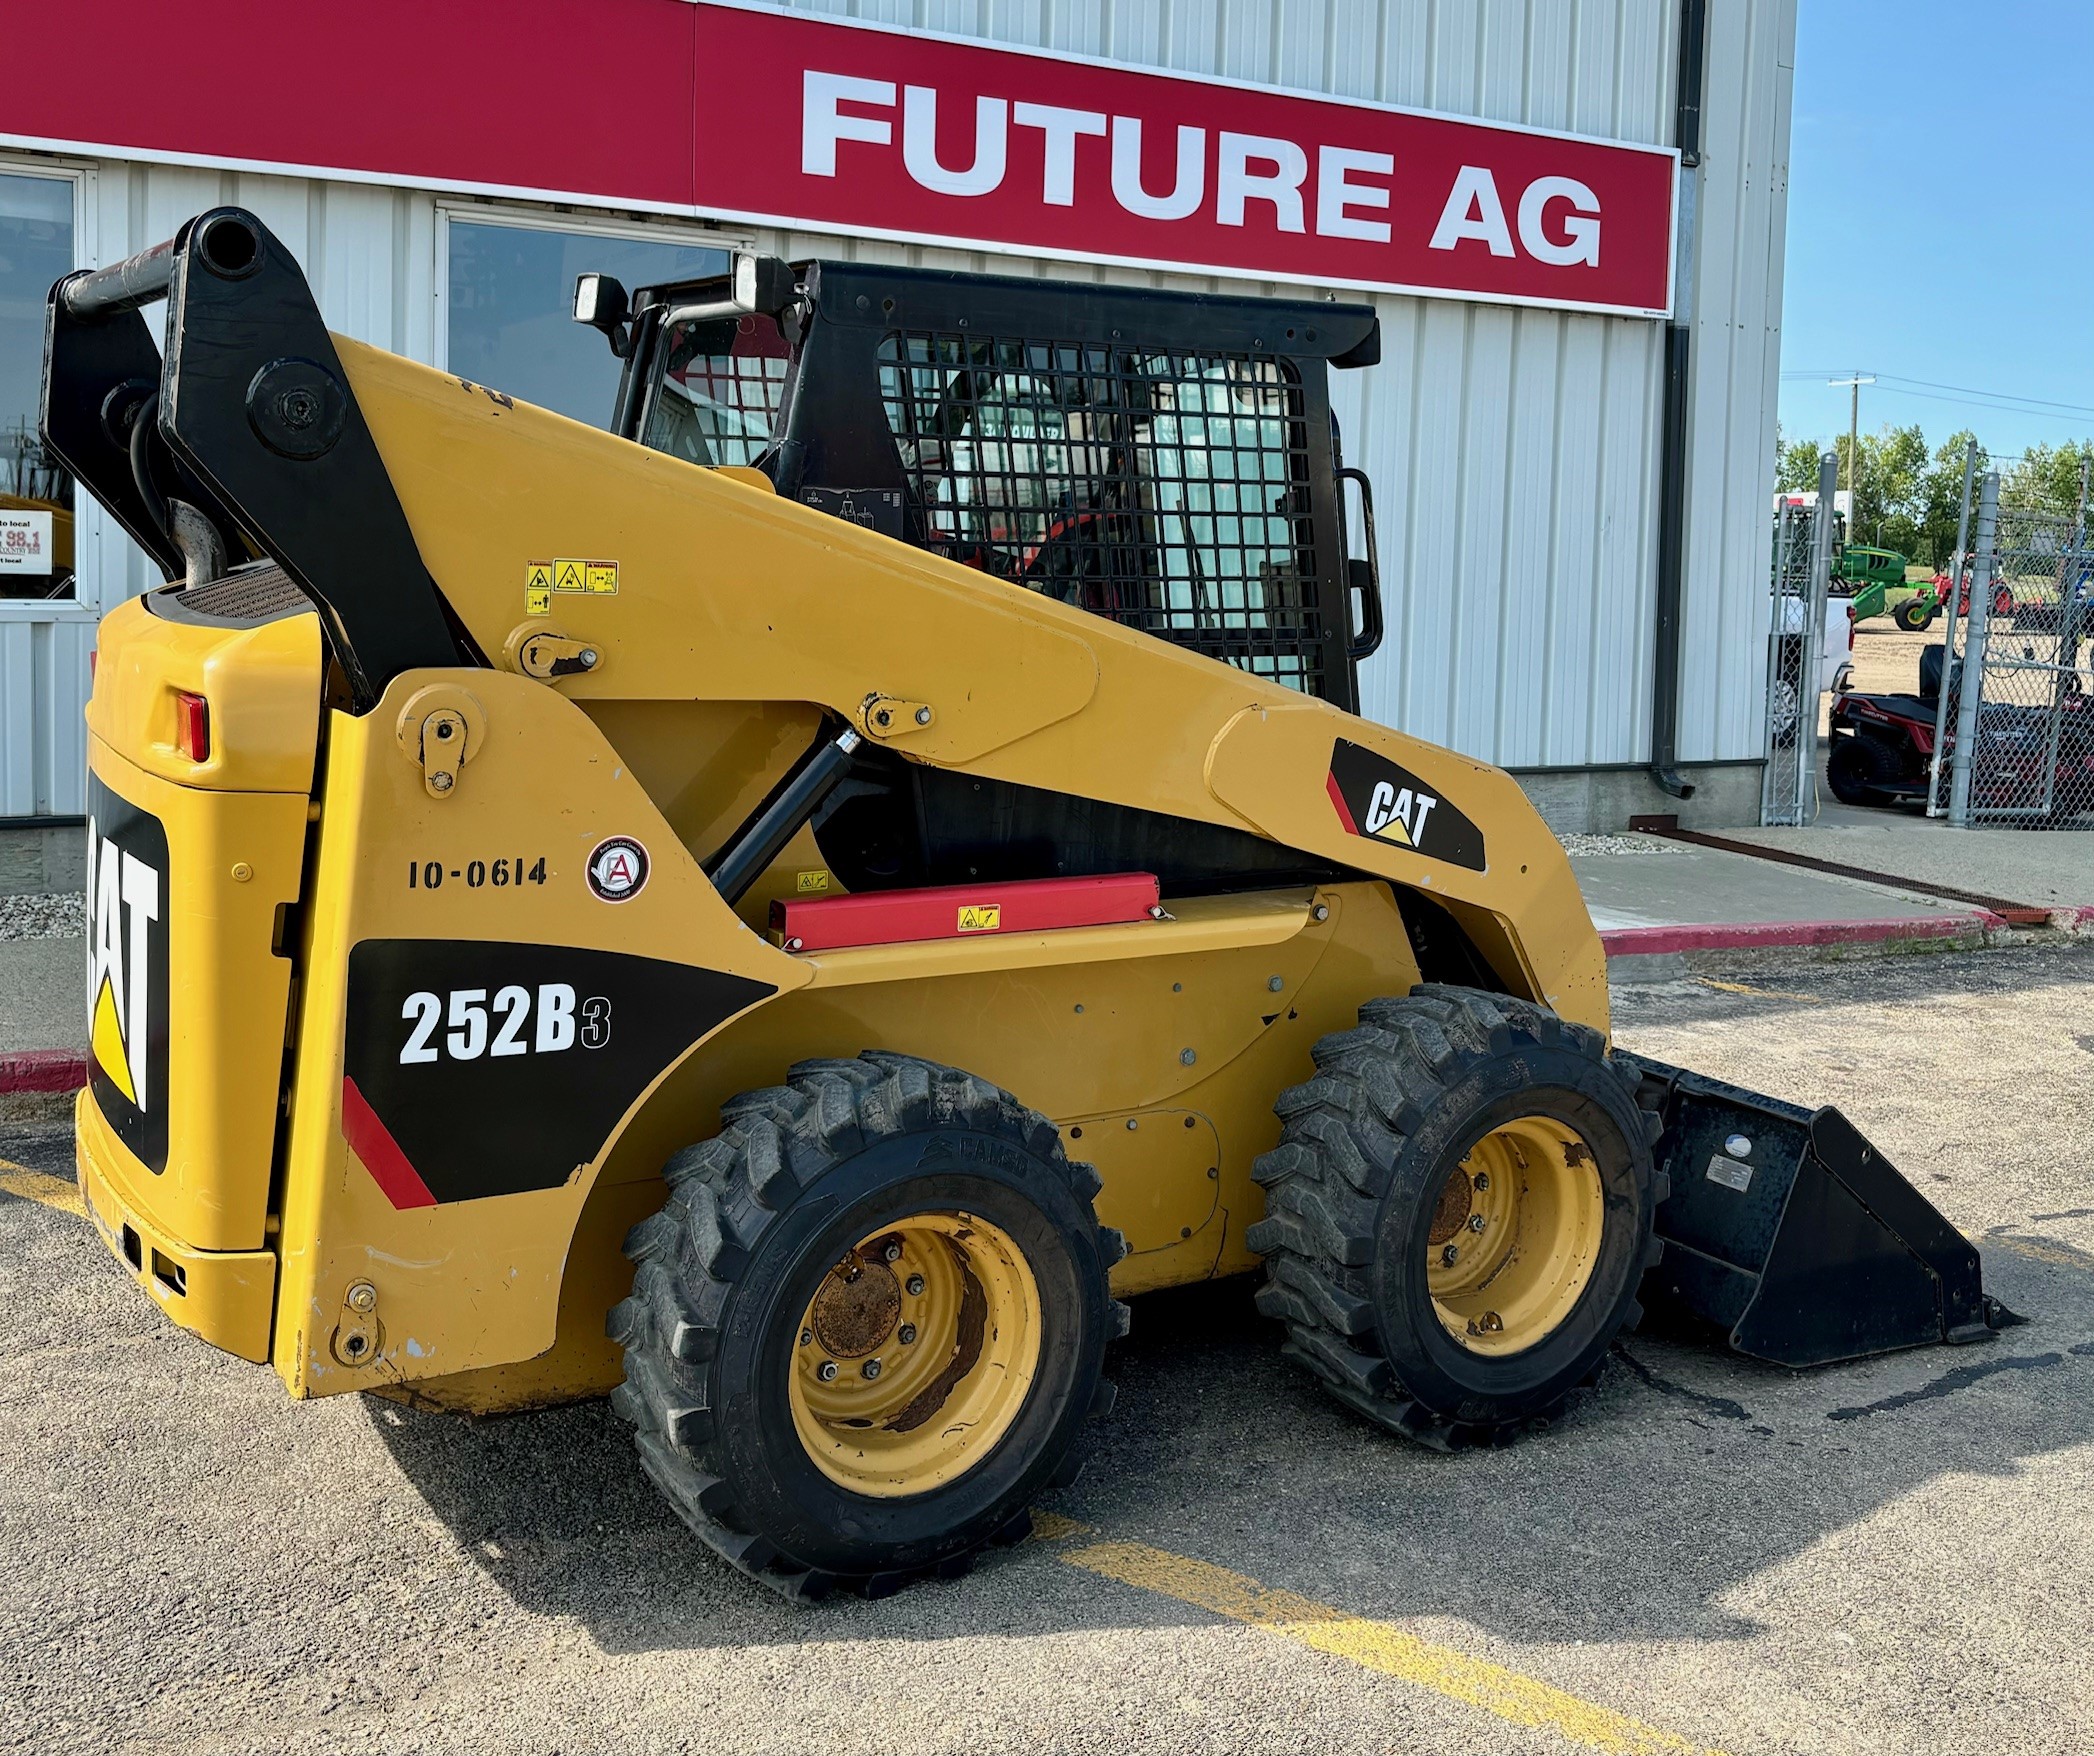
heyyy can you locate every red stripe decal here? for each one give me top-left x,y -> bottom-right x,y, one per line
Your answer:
341,1076 -> 438,1209
1325,770 -> 1360,836
772,871 -> 1160,953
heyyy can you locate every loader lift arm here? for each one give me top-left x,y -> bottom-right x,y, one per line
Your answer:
43,208 -> 465,707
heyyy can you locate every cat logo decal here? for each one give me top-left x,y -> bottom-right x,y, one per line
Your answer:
84,776 -> 171,1172
1325,739 -> 1487,873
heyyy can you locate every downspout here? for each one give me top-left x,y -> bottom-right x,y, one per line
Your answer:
1648,0 -> 1708,800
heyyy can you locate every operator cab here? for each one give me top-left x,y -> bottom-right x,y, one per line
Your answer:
576,253 -> 1384,711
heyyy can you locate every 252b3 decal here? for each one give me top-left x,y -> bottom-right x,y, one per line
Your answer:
398,983 -> 610,1064
343,941 -> 775,1205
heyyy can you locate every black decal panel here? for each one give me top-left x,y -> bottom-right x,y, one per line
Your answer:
343,940 -> 773,1203
85,775 -> 172,1173
1326,739 -> 1487,873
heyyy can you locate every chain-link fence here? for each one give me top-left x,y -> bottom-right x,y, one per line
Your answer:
1946,482 -> 2094,825
1763,456 -> 1836,826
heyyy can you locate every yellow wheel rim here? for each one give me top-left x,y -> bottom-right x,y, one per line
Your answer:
788,1212 -> 1042,1498
1425,1115 -> 1606,1356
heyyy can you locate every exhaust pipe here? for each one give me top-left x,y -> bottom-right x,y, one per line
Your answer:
1620,1054 -> 2019,1367
168,500 -> 226,590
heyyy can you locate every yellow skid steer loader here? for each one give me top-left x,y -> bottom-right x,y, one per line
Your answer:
46,211 -> 2010,1599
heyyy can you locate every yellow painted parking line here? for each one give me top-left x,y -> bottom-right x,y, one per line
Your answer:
1697,976 -> 1822,1001
1064,1540 -> 1726,1756
0,1159 -> 84,1217
1026,1510 -> 1092,1543
1983,1232 -> 2094,1272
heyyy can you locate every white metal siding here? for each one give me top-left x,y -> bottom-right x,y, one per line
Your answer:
746,0 -> 1794,769
14,0 -> 1794,818
0,614 -> 93,816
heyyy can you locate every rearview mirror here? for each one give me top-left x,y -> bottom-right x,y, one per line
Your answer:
731,254 -> 797,317
573,273 -> 631,355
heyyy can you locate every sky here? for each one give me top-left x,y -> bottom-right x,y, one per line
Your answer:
1777,0 -> 2094,465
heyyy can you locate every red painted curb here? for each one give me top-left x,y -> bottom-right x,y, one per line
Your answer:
0,1050 -> 89,1094
1601,910 -> 2003,959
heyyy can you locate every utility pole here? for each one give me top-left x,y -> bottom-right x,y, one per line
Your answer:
1829,374 -> 1875,537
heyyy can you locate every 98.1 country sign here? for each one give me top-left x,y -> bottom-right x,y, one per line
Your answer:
0,509 -> 55,575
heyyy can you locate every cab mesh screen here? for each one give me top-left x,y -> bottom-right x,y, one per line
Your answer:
877,333 -> 1327,696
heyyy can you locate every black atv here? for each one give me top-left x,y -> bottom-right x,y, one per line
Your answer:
1827,639 -> 2094,819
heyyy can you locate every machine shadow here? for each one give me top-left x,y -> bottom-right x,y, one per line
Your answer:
368,1258 -> 2094,1659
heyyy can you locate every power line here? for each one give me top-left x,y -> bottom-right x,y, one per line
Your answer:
1778,367 -> 2094,422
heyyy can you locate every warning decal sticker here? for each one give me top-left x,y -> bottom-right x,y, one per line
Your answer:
956,904 -> 1002,933
525,558 -> 618,613
1325,739 -> 1487,873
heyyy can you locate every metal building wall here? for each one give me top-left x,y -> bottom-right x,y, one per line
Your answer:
744,0 -> 1795,774
11,0 -> 1795,816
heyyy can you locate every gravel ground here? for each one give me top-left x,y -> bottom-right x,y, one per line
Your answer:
0,892 -> 85,941
1556,833 -> 1691,857
4,946 -> 2091,1755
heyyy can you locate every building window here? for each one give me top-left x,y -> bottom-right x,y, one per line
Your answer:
445,217 -> 729,427
0,172 -> 75,601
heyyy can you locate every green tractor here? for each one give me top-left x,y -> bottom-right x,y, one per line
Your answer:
1835,543 -> 1937,631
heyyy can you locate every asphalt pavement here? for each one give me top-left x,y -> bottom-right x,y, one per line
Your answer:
4,945 -> 2093,1755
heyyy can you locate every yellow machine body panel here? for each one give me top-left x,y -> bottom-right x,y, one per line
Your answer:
344,341 -> 1608,1029
73,327 -> 1606,1413
77,603 -> 317,1256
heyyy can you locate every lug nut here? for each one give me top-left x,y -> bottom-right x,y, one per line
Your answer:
898,1323 -> 918,1344
905,1275 -> 926,1296
1467,1213 -> 1486,1234
1441,1244 -> 1460,1267
862,1359 -> 883,1380
800,1327 -> 812,1346
883,1241 -> 903,1263
1472,1172 -> 1490,1191
816,1360 -> 838,1383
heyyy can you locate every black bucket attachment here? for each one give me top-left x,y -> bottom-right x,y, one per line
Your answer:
1618,1054 -> 2014,1367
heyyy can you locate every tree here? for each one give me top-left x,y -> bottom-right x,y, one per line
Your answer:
2002,440 -> 2094,516
1836,422 -> 1927,551
1915,431 -> 1986,569
1775,434 -> 1825,496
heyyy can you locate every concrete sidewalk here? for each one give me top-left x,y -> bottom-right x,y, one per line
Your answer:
1722,818 -> 2094,915
1570,838 -> 1999,958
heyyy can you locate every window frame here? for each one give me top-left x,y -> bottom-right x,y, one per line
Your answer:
432,200 -> 751,385
0,153 -> 93,620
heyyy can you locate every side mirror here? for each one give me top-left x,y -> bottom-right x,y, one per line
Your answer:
731,254 -> 797,317
573,273 -> 631,356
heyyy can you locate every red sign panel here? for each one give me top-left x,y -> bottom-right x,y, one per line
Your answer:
698,4 -> 1676,317
3,0 -> 1676,318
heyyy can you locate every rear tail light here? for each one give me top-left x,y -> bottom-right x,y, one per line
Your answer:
175,690 -> 210,763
